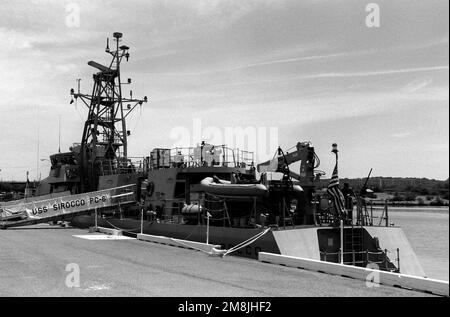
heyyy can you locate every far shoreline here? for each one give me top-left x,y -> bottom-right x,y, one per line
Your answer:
376,206 -> 449,213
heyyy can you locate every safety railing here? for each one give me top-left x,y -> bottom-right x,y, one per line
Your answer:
203,194 -> 233,227
313,196 -> 391,227
320,248 -> 400,272
355,198 -> 390,227
149,145 -> 254,170
153,196 -> 235,227
160,199 -> 185,223
99,157 -> 148,176
147,198 -> 204,224
109,183 -> 137,205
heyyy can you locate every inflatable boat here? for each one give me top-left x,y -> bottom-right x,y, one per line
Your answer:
200,177 -> 269,197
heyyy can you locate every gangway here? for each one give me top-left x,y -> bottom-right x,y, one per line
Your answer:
0,184 -> 137,229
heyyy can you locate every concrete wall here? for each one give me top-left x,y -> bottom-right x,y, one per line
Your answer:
258,252 -> 448,296
365,227 -> 425,277
272,227 -> 320,260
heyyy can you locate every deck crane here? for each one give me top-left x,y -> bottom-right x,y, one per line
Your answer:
256,142 -> 323,225
256,142 -> 321,183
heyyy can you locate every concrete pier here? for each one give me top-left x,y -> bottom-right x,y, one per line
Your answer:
0,224 -> 435,296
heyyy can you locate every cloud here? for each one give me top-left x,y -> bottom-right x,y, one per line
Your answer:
185,0 -> 274,24
301,66 -> 449,79
137,34 -> 449,76
0,0 -> 448,180
190,67 -> 448,100
402,78 -> 433,93
225,51 -> 365,72
390,132 -> 412,138
224,38 -> 449,73
427,144 -> 450,152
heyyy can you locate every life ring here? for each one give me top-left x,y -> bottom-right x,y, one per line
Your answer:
146,181 -> 155,197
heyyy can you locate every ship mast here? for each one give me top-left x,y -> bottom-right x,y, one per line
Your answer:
71,32 -> 147,192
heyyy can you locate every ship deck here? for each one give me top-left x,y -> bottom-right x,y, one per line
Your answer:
0,224 -> 434,297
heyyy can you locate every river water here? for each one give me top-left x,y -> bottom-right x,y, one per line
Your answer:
372,206 -> 449,281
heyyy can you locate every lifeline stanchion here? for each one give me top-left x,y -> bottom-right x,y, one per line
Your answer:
340,219 -> 344,265
352,249 -> 355,266
140,207 -> 144,234
206,211 -> 211,245
385,248 -> 388,270
95,207 -> 98,231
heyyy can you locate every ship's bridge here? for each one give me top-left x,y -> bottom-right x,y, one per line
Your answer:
149,143 -> 254,171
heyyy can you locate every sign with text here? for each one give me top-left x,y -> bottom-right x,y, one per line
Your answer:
2,189 -> 114,220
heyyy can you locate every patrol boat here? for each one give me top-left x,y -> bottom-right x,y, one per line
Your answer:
0,33 -> 425,278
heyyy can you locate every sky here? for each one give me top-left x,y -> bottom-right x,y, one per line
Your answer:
0,0 -> 448,181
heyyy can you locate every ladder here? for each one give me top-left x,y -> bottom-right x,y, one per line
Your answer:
344,225 -> 365,266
